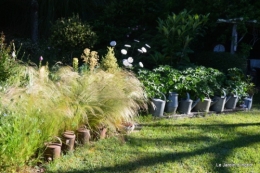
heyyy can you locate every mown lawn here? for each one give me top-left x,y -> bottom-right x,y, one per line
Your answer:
45,102 -> 260,173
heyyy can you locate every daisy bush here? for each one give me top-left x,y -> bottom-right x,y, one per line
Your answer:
109,40 -> 151,69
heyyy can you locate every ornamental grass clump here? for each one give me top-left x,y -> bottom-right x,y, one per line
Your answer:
82,70 -> 147,133
0,53 -> 147,170
0,66 -> 68,172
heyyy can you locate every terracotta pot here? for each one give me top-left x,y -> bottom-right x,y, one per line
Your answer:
122,122 -> 135,133
100,127 -> 107,139
44,137 -> 62,161
77,126 -> 91,145
62,131 -> 76,152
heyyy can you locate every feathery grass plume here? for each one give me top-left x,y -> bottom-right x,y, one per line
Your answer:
54,66 -> 148,134
54,66 -> 80,84
81,69 -> 147,133
39,66 -> 49,83
100,47 -> 119,72
53,66 -> 103,128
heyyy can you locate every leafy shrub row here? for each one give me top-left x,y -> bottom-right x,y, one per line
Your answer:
138,65 -> 255,101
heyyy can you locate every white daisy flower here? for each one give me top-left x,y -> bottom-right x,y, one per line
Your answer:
110,41 -> 116,47
141,47 -> 147,53
121,49 -> 127,55
127,57 -> 134,63
139,62 -> 144,68
145,44 -> 151,48
134,39 -> 140,43
123,59 -> 130,66
137,49 -> 143,53
124,44 -> 131,48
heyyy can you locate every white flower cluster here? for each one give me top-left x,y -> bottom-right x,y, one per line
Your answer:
110,40 -> 150,68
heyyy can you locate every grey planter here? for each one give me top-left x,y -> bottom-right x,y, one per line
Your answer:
244,95 -> 253,110
165,92 -> 178,114
150,93 -> 166,117
225,95 -> 238,109
210,90 -> 230,113
193,98 -> 211,112
178,93 -> 199,115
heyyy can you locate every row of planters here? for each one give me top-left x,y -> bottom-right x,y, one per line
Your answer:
44,125 -> 108,161
137,65 -> 257,116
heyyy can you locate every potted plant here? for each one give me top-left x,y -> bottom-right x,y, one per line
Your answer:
225,89 -> 239,110
153,65 -> 180,114
178,93 -> 200,114
150,92 -> 166,117
208,68 -> 228,113
176,66 -> 214,113
224,68 -> 245,109
224,68 -> 257,110
189,66 -> 215,112
243,75 -> 258,110
176,67 -> 202,114
137,69 -> 166,116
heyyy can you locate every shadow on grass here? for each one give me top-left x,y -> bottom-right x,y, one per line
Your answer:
49,133 -> 260,173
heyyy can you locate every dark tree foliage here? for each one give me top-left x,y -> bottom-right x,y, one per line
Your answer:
1,0 -> 260,67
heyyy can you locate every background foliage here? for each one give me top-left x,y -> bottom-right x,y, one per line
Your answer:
191,52 -> 247,73
1,0 -> 260,69
49,14 -> 97,64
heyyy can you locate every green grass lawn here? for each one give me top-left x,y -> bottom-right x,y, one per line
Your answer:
45,104 -> 260,173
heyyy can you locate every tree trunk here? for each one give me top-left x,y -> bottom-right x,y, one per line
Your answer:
31,0 -> 38,43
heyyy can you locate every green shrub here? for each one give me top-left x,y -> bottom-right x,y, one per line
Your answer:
157,10 -> 209,64
49,14 -> 98,63
137,68 -> 163,98
14,38 -> 43,62
0,33 -> 18,83
0,33 -> 31,90
192,52 -> 247,73
178,66 -> 226,99
100,47 -> 119,73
